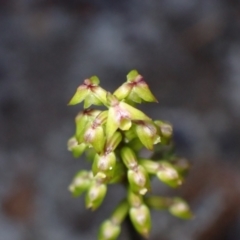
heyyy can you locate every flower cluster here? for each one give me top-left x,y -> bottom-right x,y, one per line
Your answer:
68,70 -> 192,239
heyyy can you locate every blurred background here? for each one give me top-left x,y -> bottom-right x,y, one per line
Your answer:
1,0 -> 240,239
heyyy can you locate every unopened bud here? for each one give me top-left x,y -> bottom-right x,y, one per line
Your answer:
98,220 -> 120,240
75,109 -> 101,141
84,125 -> 105,153
169,198 -> 193,219
85,182 -> 107,210
120,147 -> 138,169
128,165 -> 150,195
129,204 -> 151,238
156,162 -> 182,188
135,121 -> 160,150
67,137 -> 86,158
68,171 -> 92,197
154,121 -> 173,144
92,152 -> 116,180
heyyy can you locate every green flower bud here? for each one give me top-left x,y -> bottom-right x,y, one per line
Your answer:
129,204 -> 151,238
154,121 -> 173,144
67,137 -> 86,158
135,121 -> 161,150
98,220 -> 120,240
68,77 -> 107,107
85,181 -> 107,210
156,162 -> 182,188
120,147 -> 138,169
106,93 -> 151,138
75,109 -> 101,141
169,198 -> 193,219
84,125 -> 105,153
113,82 -> 132,100
128,165 -> 150,195
68,171 -> 92,197
119,101 -> 151,122
114,70 -> 158,103
92,152 -> 116,180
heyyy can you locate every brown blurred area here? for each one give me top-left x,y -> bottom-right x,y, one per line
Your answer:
1,0 -> 240,239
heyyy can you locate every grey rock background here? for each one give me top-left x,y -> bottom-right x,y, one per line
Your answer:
1,1 -> 240,239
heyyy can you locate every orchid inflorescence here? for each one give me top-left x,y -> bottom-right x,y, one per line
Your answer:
67,70 -> 192,240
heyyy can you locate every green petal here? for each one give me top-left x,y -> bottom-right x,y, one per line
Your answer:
92,86 -> 108,105
113,83 -> 132,100
89,76 -> 100,85
68,86 -> 88,105
119,102 -> 151,121
127,70 -> 139,82
84,94 -> 102,109
134,81 -> 158,102
127,90 -> 142,103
